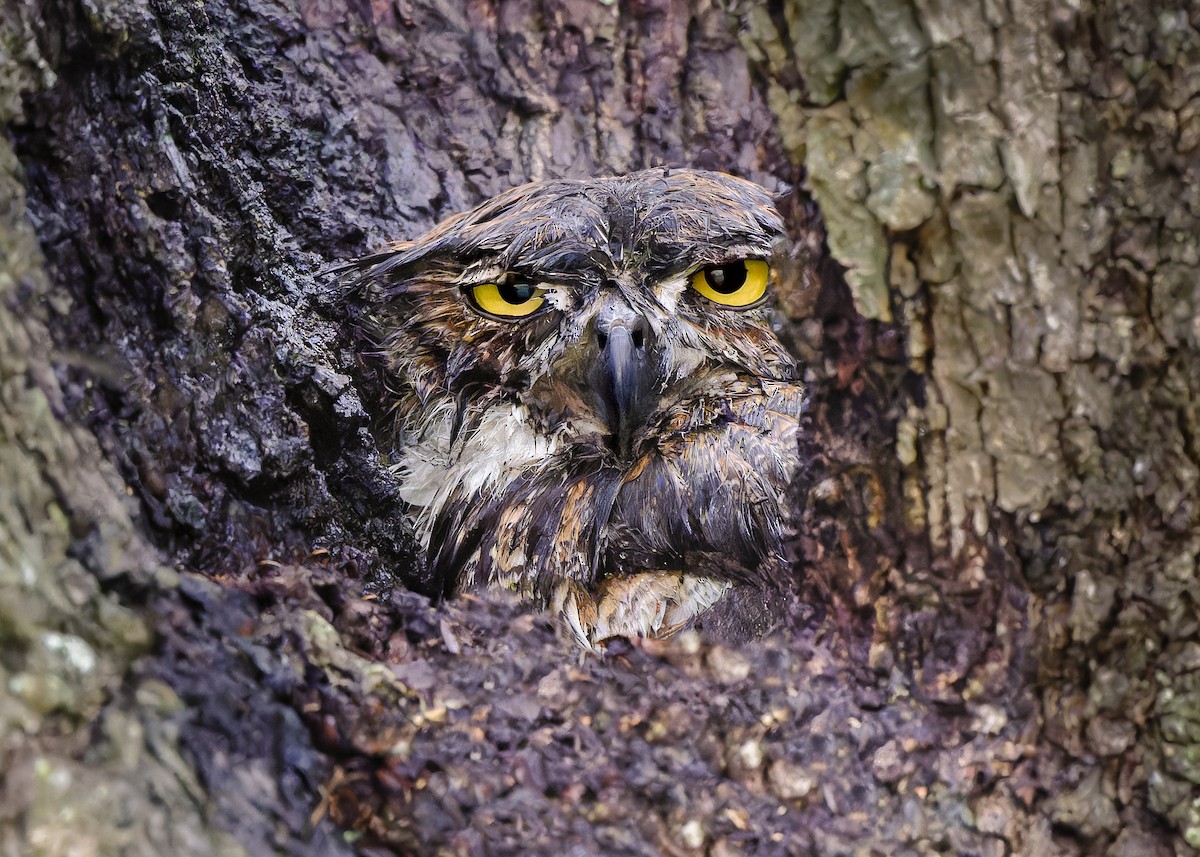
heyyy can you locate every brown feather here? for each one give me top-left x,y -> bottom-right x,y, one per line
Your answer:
350,168 -> 806,647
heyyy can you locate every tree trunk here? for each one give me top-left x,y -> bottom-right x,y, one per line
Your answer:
2,0 -> 1197,854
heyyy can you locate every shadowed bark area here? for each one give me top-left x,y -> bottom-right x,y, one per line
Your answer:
1,0 -> 1197,855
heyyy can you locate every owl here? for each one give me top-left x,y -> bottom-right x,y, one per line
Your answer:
350,168 -> 806,649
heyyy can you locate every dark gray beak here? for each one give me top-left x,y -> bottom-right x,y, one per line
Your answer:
589,305 -> 657,457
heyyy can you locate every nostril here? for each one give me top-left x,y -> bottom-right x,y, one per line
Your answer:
596,314 -> 650,353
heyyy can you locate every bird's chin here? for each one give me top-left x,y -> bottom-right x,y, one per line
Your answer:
548,573 -> 732,652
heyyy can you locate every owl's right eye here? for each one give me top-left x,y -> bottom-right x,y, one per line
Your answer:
468,282 -> 547,319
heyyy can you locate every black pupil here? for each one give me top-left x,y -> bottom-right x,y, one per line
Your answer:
499,282 -> 537,304
705,262 -> 748,294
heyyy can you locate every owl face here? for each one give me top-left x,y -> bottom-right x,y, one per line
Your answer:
354,169 -> 806,647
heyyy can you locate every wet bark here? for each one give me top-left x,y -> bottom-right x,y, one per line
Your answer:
1,0 -> 1197,854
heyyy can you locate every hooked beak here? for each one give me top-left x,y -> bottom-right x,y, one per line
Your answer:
589,306 -> 658,457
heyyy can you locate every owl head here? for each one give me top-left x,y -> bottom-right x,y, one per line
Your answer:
351,168 -> 806,645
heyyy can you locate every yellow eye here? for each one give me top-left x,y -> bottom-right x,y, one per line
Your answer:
468,282 -> 546,319
689,259 -> 769,308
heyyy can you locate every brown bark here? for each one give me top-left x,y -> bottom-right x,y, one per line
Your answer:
760,0 -> 1200,850
1,0 -> 1197,854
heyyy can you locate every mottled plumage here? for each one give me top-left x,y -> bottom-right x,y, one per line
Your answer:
350,168 -> 806,648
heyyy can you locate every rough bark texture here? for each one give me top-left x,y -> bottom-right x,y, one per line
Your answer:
2,0 -> 1198,855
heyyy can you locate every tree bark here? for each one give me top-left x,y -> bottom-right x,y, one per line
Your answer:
2,0 -> 1197,854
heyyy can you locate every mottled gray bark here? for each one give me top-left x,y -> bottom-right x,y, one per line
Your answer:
1,0 -> 1197,854
759,0 -> 1200,851
0,13 -> 246,854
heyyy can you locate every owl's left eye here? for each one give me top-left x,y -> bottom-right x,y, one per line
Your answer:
468,281 -> 547,319
689,259 -> 769,308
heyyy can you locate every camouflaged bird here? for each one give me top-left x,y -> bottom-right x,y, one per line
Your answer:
351,168 -> 806,649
